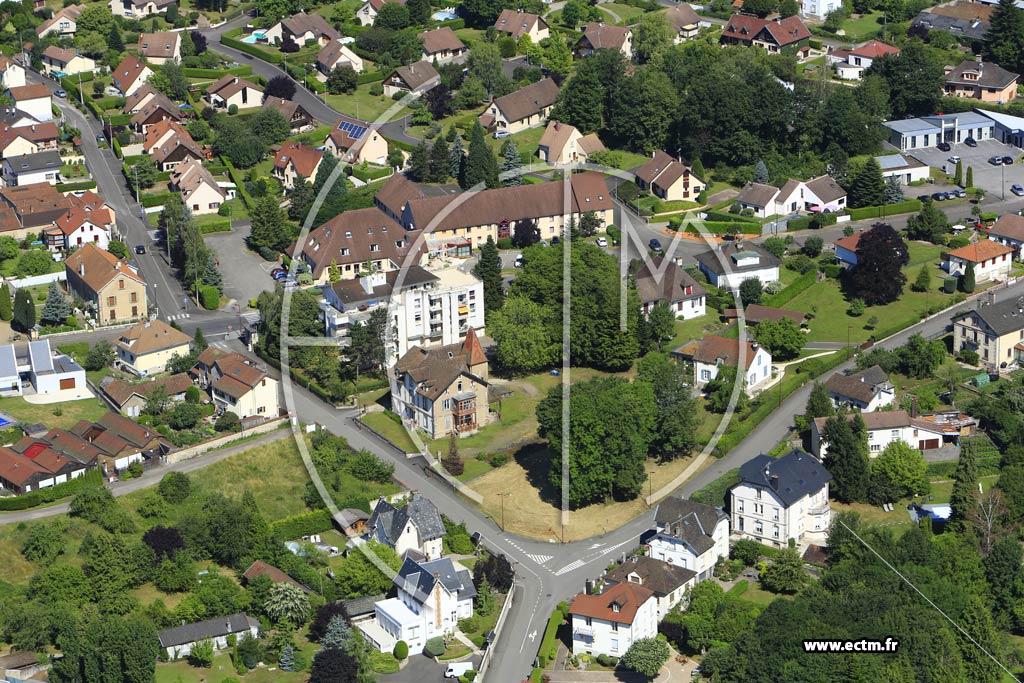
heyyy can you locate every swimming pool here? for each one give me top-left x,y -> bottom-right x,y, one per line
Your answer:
0,413 -> 14,429
240,31 -> 266,44
431,10 -> 458,20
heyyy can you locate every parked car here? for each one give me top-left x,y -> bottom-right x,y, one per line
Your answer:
493,130 -> 510,139
947,155 -> 961,165
272,269 -> 288,280
134,244 -> 146,254
649,238 -> 663,253
1012,184 -> 1024,196
989,156 -> 1003,165
551,235 -> 559,245
932,192 -> 947,201
514,255 -> 524,268
54,89 -> 66,98
965,137 -> 978,147
596,236 -> 608,247
1004,156 -> 1016,165
953,189 -> 967,198
445,663 -> 474,678
938,142 -> 951,151
95,133 -> 105,144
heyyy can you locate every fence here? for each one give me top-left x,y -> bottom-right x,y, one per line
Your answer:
165,417 -> 288,464
6,271 -> 66,291
478,580 -> 516,682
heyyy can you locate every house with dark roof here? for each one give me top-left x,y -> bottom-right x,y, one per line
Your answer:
391,330 -> 490,439
36,4 -> 83,38
204,76 -> 263,111
418,27 -> 466,64
114,318 -> 192,377
478,77 -> 559,135
636,256 -> 705,320
730,449 -> 832,546
8,84 -> 53,122
264,96 -> 315,133
41,45 -> 94,77
0,441 -> 83,494
299,207 -> 417,283
316,40 -> 364,75
575,22 -> 633,59
810,409 -> 964,459
643,496 -> 728,581
665,3 -> 703,42
272,141 -> 323,190
537,119 -> 605,164
952,293 -> 1024,368
243,560 -> 311,592
719,14 -> 811,56
382,61 -> 439,97
824,365 -> 895,412
632,151 -> 706,203
101,373 -> 192,417
142,119 -> 202,171
361,556 -> 477,655
265,11 -> 340,47
366,492 -> 446,560
159,613 -> 260,659
2,150 -> 61,187
603,555 -> 697,618
671,334 -> 773,396
137,31 -> 180,65
945,59 -> 1019,102
493,9 -> 549,41
568,582 -> 658,657
0,651 -> 46,680
169,158 -> 231,216
989,214 -> 1024,259
206,352 -> 279,421
693,240 -> 780,291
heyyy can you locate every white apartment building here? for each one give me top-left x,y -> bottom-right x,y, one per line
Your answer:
643,496 -> 729,581
569,583 -> 658,658
730,449 -> 832,547
322,264 -> 484,366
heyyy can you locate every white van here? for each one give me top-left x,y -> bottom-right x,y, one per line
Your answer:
444,662 -> 474,678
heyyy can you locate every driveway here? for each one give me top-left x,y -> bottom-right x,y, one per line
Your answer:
379,654 -> 480,682
909,138 -> 1024,197
203,222 -> 278,306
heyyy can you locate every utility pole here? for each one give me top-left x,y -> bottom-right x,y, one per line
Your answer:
847,324 -> 852,360
78,71 -> 84,107
133,164 -> 140,204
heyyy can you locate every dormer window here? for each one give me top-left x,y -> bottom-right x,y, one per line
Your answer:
611,601 -> 621,613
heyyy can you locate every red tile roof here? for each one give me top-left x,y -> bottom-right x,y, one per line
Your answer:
273,141 -> 323,180
947,240 -> 1012,263
850,40 -> 899,59
569,583 -> 654,624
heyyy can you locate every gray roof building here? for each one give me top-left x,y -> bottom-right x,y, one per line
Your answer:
342,594 -> 386,618
651,496 -> 727,555
603,555 -> 697,597
395,556 -> 477,603
693,241 -> 781,277
954,296 -> 1024,336
737,449 -> 832,508
368,493 -> 446,546
824,364 -> 892,405
158,613 -> 260,649
4,150 -> 61,175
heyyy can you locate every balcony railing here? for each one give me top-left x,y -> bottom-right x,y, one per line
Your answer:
453,399 -> 475,415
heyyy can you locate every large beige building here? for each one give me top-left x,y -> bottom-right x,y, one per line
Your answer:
952,295 -> 1024,369
207,353 -> 280,421
479,78 -> 559,136
114,319 -> 192,377
64,243 -> 147,325
169,158 -> 230,216
390,329 -> 491,439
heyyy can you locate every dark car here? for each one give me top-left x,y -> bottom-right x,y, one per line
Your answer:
937,142 -> 951,152
1004,156 -> 1016,165
551,235 -> 559,245
95,133 -> 105,144
271,269 -> 288,280
649,238 -> 663,253
932,192 -> 947,201
134,244 -> 146,254
989,156 -> 1004,165
964,137 -> 978,147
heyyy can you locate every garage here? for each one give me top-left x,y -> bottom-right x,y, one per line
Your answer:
919,438 -> 940,450
59,378 -> 77,390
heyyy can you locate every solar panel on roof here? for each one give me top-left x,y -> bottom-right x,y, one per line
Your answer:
338,120 -> 367,140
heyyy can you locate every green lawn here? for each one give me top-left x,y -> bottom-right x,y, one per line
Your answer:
326,85 -> 404,123
839,11 -> 885,41
597,2 -> 646,25
0,394 -> 109,430
670,314 -> 728,349
361,411 -> 419,453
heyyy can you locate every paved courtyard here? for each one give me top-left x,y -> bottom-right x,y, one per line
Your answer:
909,138 -> 1024,197
204,222 -> 279,306
379,653 -> 481,682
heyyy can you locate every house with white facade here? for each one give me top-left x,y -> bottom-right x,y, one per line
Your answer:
568,583 -> 658,657
643,496 -> 729,581
478,78 -> 559,136
323,265 -> 484,364
672,335 -> 773,396
824,365 -> 895,412
944,240 -> 1013,282
730,449 -> 832,547
206,353 -> 280,421
602,556 -> 696,620
2,151 -> 61,187
366,493 -> 446,561
801,0 -> 843,20
827,40 -> 899,79
953,294 -> 1024,368
633,151 -> 706,203
0,57 -> 25,90
35,5 -> 83,39
876,153 -> 930,185
204,76 -> 263,111
159,613 -> 260,660
989,214 -> 1024,259
883,111 -> 994,150
0,339 -> 84,397
810,410 -> 968,458
363,556 -> 476,656
693,241 -> 781,292
636,257 -> 706,320
8,85 -> 52,122
733,176 -> 846,217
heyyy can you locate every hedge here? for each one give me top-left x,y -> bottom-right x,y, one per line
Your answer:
357,70 -> 386,85
703,209 -> 760,223
108,114 -> 132,126
269,509 -> 334,539
787,216 -> 811,231
847,199 -> 922,221
56,180 -> 97,192
529,669 -> 544,683
112,137 -> 123,159
141,192 -> 175,208
0,468 -> 104,511
199,220 -> 232,234
351,164 -> 391,182
200,285 -> 219,309
221,157 -> 255,210
183,65 -> 253,78
438,17 -> 465,30
221,34 -> 285,63
538,608 -> 563,667
684,220 -> 759,235
762,269 -> 816,308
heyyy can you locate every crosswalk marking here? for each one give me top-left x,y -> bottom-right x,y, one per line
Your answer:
526,554 -> 553,565
554,559 -> 585,576
166,313 -> 190,321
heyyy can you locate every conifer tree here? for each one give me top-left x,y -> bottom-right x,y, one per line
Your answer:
500,138 -> 522,186
472,236 -> 504,315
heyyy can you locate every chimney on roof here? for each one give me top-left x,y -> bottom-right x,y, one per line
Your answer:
770,474 -> 779,490
78,261 -> 83,276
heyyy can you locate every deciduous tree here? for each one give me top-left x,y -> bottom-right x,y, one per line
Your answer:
847,223 -> 908,305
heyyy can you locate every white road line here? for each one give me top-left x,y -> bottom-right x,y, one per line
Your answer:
554,559 -> 585,576
525,553 -> 553,565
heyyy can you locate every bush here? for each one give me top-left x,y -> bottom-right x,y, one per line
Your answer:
787,216 -> 812,231
424,637 -> 445,657
200,285 -> 219,310
393,641 -> 408,660
268,509 -> 334,539
957,348 -> 980,366
496,237 -> 513,249
821,263 -> 841,279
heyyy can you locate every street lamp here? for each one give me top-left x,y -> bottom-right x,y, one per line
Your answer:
132,164 -> 140,204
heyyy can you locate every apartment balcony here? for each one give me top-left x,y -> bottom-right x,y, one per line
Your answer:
573,627 -> 594,640
452,398 -> 476,416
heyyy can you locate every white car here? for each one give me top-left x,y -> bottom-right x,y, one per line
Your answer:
596,237 -> 608,247
445,663 -> 474,678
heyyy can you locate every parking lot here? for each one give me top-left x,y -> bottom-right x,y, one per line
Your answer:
910,138 -> 1024,197
204,223 -> 279,306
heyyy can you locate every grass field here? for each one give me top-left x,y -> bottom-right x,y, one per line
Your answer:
361,411 -> 419,453
838,11 -> 885,41
0,394 -> 108,430
597,2 -> 646,24
326,85 -> 405,123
